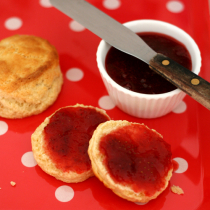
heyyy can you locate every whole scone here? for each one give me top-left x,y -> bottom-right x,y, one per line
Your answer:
88,120 -> 173,203
0,34 -> 63,118
31,104 -> 110,183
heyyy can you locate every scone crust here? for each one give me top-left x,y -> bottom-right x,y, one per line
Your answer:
31,104 -> 110,183
0,34 -> 63,118
88,120 -> 173,203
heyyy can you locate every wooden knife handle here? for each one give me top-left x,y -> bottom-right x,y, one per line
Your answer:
149,53 -> 210,110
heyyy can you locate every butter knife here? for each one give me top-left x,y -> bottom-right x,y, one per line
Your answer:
50,0 -> 210,110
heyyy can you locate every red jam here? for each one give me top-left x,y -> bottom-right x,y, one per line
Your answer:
105,32 -> 192,94
43,107 -> 110,173
99,124 -> 173,197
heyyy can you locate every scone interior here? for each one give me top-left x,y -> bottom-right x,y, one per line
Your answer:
0,34 -> 63,119
88,120 -> 173,203
31,104 -> 110,183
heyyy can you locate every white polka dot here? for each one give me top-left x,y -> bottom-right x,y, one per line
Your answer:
98,95 -> 115,110
55,186 -> 74,202
69,20 -> 85,32
0,121 -> 8,135
5,17 -> 22,30
172,101 -> 187,114
66,68 -> 84,82
21,151 -> 37,167
166,1 -> 184,13
103,0 -> 121,10
173,157 -> 188,173
135,202 -> 148,205
40,0 -> 52,7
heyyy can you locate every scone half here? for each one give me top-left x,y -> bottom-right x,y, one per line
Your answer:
31,104 -> 110,183
88,120 -> 173,203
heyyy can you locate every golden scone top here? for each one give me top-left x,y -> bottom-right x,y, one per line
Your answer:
0,34 -> 59,93
0,34 -> 63,119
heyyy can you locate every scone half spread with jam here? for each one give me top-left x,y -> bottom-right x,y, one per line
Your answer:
31,104 -> 110,183
88,120 -> 173,203
0,34 -> 63,118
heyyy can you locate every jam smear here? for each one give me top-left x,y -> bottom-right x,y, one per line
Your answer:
43,107 -> 109,173
105,32 -> 192,94
99,124 -> 173,197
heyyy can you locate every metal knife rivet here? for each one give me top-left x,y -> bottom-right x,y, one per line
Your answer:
162,60 -> 170,65
191,78 -> 200,85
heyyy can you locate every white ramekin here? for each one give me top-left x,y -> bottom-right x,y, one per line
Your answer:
96,20 -> 201,118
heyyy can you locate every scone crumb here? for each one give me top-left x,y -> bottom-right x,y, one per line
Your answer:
171,185 -> 184,195
10,181 -> 16,187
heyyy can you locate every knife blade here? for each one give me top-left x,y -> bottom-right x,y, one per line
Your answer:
50,0 -> 210,110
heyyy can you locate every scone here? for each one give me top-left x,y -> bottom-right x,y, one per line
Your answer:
0,34 -> 63,118
31,104 -> 110,183
88,120 -> 173,203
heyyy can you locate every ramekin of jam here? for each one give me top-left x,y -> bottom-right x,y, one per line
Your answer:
96,20 -> 201,118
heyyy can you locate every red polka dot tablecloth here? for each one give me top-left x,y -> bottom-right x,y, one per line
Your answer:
0,0 -> 210,209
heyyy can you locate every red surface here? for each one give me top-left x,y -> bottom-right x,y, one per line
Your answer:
0,0 -> 210,209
